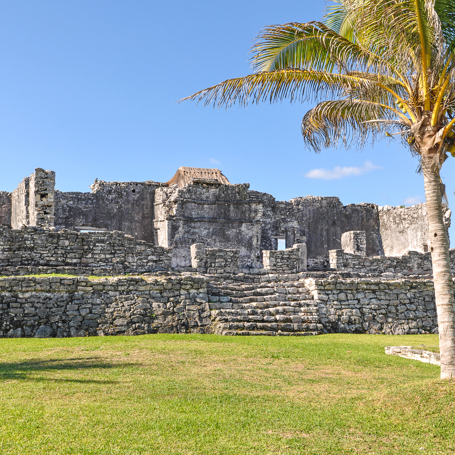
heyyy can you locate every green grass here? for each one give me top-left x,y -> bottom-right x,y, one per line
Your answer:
0,334 -> 453,455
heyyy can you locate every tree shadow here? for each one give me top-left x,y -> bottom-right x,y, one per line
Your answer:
0,357 -> 139,383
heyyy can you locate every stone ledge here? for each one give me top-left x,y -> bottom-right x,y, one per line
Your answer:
385,346 -> 440,365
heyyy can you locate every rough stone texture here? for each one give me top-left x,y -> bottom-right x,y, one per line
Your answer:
378,204 -> 450,255
190,243 -> 240,274
341,231 -> 367,257
305,277 -> 440,334
29,168 -> 55,228
11,169 -> 56,229
0,226 -> 171,274
260,197 -> 383,270
54,180 -> 163,243
0,273 -> 447,338
208,272 -> 322,336
0,275 -> 210,337
263,244 -> 307,273
154,182 -> 263,268
329,248 -> 455,276
11,177 -> 30,229
385,346 -> 440,365
0,192 -> 11,227
5,167 -> 444,270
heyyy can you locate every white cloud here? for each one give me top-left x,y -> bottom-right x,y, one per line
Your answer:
403,196 -> 423,205
305,161 -> 382,180
210,158 -> 221,165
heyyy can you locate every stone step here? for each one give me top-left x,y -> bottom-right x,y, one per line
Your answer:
228,294 -> 312,304
213,315 -> 320,324
209,300 -> 318,311
212,308 -> 319,321
221,330 -> 320,337
213,321 -> 323,334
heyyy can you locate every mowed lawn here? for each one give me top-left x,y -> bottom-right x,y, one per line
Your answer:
0,334 -> 454,455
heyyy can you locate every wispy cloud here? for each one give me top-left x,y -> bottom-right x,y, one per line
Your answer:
210,158 -> 221,165
403,196 -> 423,205
305,161 -> 382,180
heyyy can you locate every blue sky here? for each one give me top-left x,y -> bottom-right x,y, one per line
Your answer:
0,0 -> 453,243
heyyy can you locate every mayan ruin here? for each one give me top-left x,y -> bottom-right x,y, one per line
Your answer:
0,166 -> 451,338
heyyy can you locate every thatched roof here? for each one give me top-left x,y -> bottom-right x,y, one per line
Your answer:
166,167 -> 230,188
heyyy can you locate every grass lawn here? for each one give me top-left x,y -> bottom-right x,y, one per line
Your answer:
0,334 -> 453,455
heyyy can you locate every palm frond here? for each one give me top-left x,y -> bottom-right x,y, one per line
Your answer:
301,98 -> 407,150
250,21 -> 408,84
182,69 -> 384,108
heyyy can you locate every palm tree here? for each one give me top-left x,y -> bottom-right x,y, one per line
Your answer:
183,0 -> 455,378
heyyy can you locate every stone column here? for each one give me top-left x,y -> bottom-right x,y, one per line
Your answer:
293,242 -> 307,272
191,243 -> 206,269
28,168 -> 55,228
341,231 -> 367,257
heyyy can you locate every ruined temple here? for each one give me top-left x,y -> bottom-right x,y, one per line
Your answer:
0,167 -> 439,269
1,167 -> 453,339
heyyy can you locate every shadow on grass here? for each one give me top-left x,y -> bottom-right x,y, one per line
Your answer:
0,357 -> 137,383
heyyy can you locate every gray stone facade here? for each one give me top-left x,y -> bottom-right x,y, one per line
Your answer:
2,167 -> 443,270
0,273 -> 447,338
329,230 -> 455,276
0,226 -> 171,274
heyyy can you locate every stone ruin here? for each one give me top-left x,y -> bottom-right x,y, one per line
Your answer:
0,167 -> 453,339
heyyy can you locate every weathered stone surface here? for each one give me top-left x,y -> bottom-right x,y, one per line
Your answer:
0,275 -> 209,337
263,243 -> 307,274
3,167 -> 450,271
329,247 -> 455,276
341,231 -> 366,257
0,226 -> 172,274
378,204 -> 451,256
154,183 -> 263,268
191,243 -> 240,273
0,273 -> 447,338
0,192 -> 11,227
385,346 -> 440,365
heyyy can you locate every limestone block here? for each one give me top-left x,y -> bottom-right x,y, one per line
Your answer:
341,231 -> 367,257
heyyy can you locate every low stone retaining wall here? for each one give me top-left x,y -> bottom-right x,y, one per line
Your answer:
329,248 -> 455,276
263,244 -> 307,273
0,273 -> 445,338
0,275 -> 209,337
305,277 -> 439,335
0,226 -> 172,274
190,244 -> 240,273
385,346 -> 440,365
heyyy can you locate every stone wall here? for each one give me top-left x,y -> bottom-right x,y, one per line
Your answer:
5,168 -> 441,269
154,183 -> 263,268
54,180 -> 162,243
379,204 -> 430,255
0,275 -> 209,337
11,176 -> 29,229
329,248 -> 455,276
305,277 -> 439,334
190,243 -> 240,273
11,169 -> 55,229
0,226 -> 172,274
0,192 -> 11,227
260,197 -> 383,269
0,272 -> 445,338
263,243 -> 307,273
28,169 -> 55,228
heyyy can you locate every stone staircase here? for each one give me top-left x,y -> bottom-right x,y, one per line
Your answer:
208,275 -> 323,336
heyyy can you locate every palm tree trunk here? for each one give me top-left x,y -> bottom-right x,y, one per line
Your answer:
422,158 -> 455,379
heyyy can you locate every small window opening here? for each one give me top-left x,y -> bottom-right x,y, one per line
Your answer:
277,239 -> 286,251
132,189 -> 136,193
